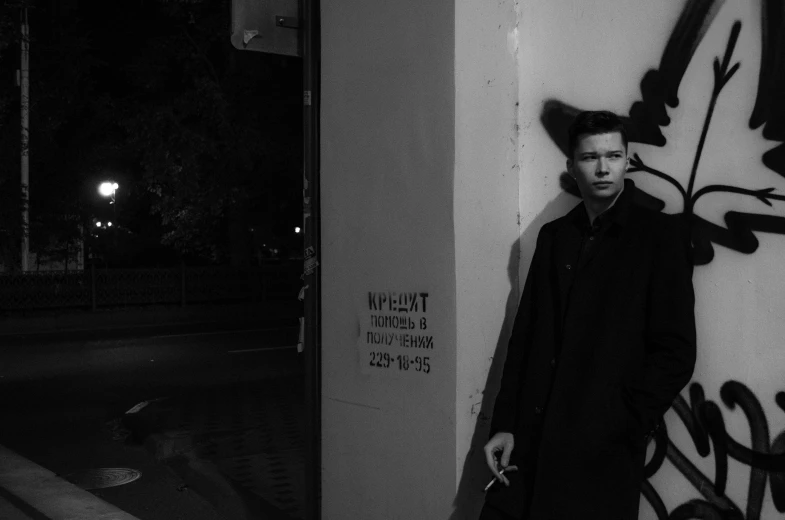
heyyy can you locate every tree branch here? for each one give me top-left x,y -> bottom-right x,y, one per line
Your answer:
179,25 -> 221,87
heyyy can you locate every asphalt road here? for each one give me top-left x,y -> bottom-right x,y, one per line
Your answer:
0,319 -> 303,520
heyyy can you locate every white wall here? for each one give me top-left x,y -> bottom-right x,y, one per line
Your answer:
321,0 -> 522,516
516,0 -> 785,518
320,0 -> 458,517
322,0 -> 785,517
452,0 -> 521,517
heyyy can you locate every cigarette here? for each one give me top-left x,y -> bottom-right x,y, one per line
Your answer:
483,468 -> 506,492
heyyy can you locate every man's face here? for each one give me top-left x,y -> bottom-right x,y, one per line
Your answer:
567,132 -> 629,204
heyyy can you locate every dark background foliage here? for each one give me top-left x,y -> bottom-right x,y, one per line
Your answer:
0,0 -> 302,269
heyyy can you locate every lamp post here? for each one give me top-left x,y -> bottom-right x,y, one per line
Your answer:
20,6 -> 30,271
98,181 -> 119,223
98,182 -> 119,203
98,182 -> 119,266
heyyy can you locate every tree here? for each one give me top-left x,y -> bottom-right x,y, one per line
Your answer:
0,1 -> 25,270
118,0 -> 302,265
0,0 -> 111,270
0,0 -> 302,268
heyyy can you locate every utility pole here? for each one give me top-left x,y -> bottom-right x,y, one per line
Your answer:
20,6 -> 30,272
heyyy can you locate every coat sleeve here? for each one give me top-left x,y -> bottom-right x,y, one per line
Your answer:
624,214 -> 696,437
489,227 -> 547,437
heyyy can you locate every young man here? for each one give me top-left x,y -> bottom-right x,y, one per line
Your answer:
480,111 -> 696,520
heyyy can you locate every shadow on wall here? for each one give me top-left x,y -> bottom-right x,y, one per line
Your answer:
451,182 -> 785,520
540,0 -> 785,265
451,0 -> 785,516
449,192 -> 577,520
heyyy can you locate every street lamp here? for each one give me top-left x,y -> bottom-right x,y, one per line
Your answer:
97,182 -> 119,266
98,181 -> 119,203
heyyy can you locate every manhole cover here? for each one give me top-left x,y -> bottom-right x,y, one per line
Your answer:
63,468 -> 142,490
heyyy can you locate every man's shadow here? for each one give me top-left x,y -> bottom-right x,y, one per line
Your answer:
449,188 -> 578,520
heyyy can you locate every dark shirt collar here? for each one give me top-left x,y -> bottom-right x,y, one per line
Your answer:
571,178 -> 635,231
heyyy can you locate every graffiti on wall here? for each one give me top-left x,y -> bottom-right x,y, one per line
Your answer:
642,382 -> 785,520
540,0 -> 785,265
535,1 -> 785,518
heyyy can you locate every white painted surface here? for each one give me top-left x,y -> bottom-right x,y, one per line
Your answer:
320,0 -> 458,517
453,0 -> 521,517
321,0 -> 521,515
322,0 -> 784,517
516,1 -> 785,518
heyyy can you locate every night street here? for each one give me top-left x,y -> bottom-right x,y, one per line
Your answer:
0,0 -> 317,516
0,306 -> 304,519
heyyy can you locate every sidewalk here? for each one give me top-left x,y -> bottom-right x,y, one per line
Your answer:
0,444 -> 141,520
122,375 -> 305,520
0,393 -> 298,520
0,493 -> 37,520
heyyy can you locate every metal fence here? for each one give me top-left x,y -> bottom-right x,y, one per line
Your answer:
0,263 -> 302,311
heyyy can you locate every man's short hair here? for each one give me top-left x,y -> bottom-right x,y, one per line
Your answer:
567,110 -> 628,158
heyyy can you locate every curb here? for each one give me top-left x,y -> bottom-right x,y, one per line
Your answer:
0,444 -> 141,520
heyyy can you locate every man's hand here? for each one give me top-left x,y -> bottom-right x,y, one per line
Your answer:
483,432 -> 518,486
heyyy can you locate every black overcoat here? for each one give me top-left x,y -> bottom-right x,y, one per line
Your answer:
485,182 -> 696,520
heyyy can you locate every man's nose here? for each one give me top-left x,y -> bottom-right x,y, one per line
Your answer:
596,158 -> 610,176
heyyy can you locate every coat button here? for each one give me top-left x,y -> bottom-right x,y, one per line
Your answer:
550,358 -> 556,368
565,264 -> 572,270
534,406 -> 543,415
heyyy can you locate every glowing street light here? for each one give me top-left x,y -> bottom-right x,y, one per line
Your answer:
295,226 -> 301,234
98,181 -> 119,202
96,221 -> 102,227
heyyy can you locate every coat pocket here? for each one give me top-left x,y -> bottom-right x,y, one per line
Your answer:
563,383 -> 630,456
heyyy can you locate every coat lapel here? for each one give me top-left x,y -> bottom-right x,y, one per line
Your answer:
577,180 -> 638,272
578,224 -> 625,271
551,213 -> 581,321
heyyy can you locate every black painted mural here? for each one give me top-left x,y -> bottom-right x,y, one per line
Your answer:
642,382 -> 785,520
536,1 -> 785,518
541,0 -> 785,265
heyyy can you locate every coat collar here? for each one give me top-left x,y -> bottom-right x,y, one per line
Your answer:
568,178 -> 636,232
